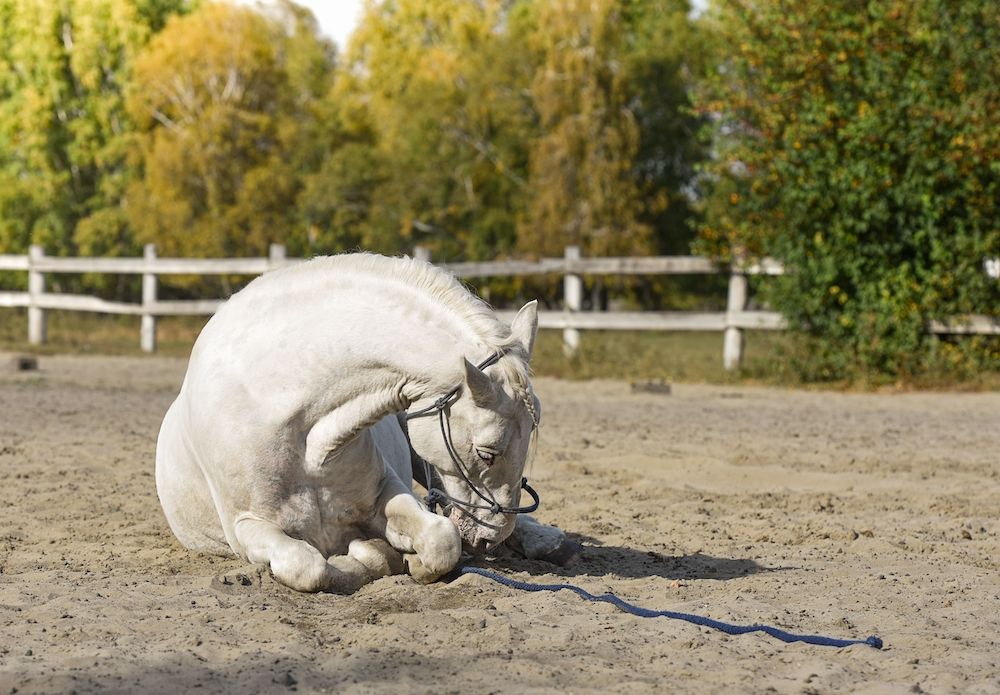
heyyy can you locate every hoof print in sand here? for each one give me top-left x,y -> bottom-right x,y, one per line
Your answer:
211,565 -> 269,593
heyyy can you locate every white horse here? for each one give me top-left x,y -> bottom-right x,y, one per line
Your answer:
155,253 -> 565,593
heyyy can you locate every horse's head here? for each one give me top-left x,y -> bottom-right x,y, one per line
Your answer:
406,301 -> 540,554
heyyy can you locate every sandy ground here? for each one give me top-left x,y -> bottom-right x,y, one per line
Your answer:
1,353 -> 998,694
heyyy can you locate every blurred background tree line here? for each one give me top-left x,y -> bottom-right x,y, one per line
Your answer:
0,0 -> 996,380
0,0 -> 702,262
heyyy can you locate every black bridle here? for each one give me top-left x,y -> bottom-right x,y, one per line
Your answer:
404,352 -> 540,516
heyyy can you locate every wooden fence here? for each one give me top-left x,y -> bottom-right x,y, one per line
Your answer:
1,244 -> 997,370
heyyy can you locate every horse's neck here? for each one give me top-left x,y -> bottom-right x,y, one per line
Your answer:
325,312 -> 481,397
209,260 -> 499,451
308,337 -> 480,466
289,291 -> 488,449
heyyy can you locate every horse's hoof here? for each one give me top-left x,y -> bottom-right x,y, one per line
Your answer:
539,538 -> 582,567
348,538 -> 405,577
403,553 -> 445,584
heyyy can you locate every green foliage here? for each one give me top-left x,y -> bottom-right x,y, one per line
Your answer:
2,0 -> 997,386
695,0 -> 1000,381
623,0 -> 707,256
125,2 -> 334,261
518,0 -> 649,257
0,0 -> 703,287
325,0 -> 536,259
0,0 -> 189,268
323,0 -> 704,266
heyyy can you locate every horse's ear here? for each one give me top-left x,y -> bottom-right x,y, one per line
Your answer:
463,358 -> 495,406
509,300 -> 539,361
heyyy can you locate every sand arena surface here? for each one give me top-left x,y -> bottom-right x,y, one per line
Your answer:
1,353 -> 999,694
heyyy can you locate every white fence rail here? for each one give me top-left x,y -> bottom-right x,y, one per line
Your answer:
1,244 -> 997,369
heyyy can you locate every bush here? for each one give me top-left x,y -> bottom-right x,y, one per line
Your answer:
695,0 -> 1000,382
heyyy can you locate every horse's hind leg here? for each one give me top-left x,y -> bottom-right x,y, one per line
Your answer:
156,400 -> 230,554
234,515 -> 401,593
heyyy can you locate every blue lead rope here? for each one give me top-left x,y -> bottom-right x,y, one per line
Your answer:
460,566 -> 883,650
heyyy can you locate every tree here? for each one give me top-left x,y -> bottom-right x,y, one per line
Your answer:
518,0 -> 651,258
327,0 -> 536,260
695,0 -> 1000,380
126,1 -> 334,259
0,0 -> 188,267
335,0 -> 704,265
623,0 -> 706,256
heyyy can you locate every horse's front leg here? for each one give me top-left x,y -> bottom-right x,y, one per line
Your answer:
234,513 -> 402,593
371,471 -> 461,584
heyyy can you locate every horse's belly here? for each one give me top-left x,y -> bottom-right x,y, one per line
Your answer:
275,432 -> 387,556
275,482 -> 379,557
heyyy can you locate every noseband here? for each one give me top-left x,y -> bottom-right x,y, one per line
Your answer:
404,352 -> 540,516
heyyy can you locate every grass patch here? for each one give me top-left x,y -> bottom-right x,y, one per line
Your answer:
0,307 -> 785,382
0,308 -> 206,358
531,328 -> 792,383
2,307 -> 995,389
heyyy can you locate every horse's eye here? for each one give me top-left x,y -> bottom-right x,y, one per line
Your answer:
475,448 -> 497,465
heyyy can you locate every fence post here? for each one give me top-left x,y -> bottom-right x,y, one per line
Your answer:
723,261 -> 748,371
268,243 -> 287,269
28,245 -> 47,345
413,246 -> 431,264
141,244 -> 158,353
563,245 -> 582,355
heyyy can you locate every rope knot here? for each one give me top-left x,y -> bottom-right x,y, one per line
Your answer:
425,489 -> 442,512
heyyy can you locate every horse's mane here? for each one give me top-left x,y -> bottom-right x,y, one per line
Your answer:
268,253 -> 533,391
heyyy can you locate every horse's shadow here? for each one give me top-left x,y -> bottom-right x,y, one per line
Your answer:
486,532 -> 779,581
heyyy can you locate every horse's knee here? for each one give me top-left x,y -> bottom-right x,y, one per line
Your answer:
511,515 -> 564,555
236,516 -> 341,593
380,489 -> 461,576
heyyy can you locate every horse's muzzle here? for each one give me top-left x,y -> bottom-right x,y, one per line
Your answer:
449,505 -> 514,554
463,538 -> 490,556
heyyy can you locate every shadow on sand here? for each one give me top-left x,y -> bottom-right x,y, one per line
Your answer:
482,532 -> 783,582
